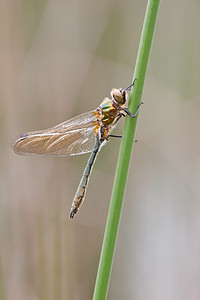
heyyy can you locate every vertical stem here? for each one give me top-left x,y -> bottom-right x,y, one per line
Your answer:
93,1 -> 160,299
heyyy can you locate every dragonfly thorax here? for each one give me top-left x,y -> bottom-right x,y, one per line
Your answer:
111,88 -> 128,105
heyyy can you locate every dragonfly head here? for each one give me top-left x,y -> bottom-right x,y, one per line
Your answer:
111,80 -> 136,106
111,88 -> 128,105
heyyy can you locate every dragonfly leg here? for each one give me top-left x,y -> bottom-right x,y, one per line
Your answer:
109,134 -> 122,138
108,134 -> 138,143
122,102 -> 143,118
123,78 -> 137,92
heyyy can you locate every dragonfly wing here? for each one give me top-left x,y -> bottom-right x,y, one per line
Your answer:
12,111 -> 98,156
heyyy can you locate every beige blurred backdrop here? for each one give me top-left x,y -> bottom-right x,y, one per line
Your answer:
1,0 -> 200,299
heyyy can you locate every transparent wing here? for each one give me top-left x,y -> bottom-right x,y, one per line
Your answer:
12,111 -> 98,156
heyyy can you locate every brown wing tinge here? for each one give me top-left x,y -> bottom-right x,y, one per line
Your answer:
12,111 -> 97,156
12,128 -> 95,156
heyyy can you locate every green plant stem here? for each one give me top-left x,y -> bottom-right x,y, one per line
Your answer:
93,1 -> 160,299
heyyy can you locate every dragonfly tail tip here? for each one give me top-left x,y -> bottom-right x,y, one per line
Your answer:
69,210 -> 75,219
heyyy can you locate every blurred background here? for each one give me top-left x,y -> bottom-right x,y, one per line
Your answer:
1,0 -> 200,299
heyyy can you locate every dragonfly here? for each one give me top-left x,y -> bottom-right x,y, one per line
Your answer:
12,79 -> 142,219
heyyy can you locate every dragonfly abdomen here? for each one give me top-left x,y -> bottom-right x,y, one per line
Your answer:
70,139 -> 101,218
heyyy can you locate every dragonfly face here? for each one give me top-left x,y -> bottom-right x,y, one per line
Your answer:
111,88 -> 128,105
12,81 -> 140,218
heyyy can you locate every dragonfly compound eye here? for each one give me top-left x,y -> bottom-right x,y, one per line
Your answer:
111,88 -> 127,105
